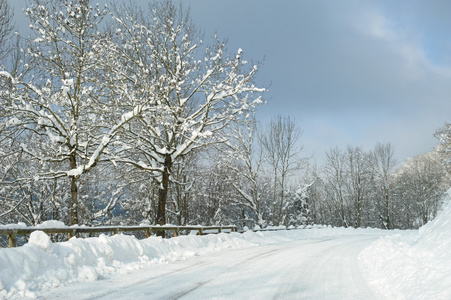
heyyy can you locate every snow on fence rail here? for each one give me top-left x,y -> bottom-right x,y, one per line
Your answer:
238,225 -> 296,233
0,225 -> 238,248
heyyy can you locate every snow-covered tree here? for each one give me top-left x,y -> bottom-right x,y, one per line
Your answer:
0,130 -> 70,226
300,163 -> 324,224
286,181 -> 314,227
0,0 -> 14,125
390,151 -> 450,228
106,1 -> 264,233
0,0 -> 155,225
168,152 -> 198,225
225,118 -> 269,228
0,0 -> 28,225
435,122 -> 451,173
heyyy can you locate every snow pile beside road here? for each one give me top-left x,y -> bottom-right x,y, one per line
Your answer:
360,189 -> 451,299
0,225 -> 379,299
0,231 -> 250,299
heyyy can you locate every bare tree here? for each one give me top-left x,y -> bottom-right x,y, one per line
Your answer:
322,146 -> 372,228
345,146 -> 372,228
370,142 -> 397,229
323,147 -> 348,227
0,0 -> 14,62
261,115 -> 304,226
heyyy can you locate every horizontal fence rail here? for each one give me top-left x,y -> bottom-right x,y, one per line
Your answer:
238,227 -> 295,233
0,225 -> 238,248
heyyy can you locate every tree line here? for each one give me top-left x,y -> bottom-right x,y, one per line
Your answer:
1,0 -> 450,235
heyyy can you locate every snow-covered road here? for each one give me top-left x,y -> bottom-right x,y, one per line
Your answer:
37,234 -> 379,300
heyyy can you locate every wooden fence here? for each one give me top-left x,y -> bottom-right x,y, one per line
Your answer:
0,225 -> 238,248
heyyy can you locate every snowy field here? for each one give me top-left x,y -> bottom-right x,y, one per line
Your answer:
1,192 -> 451,299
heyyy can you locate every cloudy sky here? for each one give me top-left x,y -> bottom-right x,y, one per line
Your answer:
11,0 -> 451,164
187,0 -> 451,164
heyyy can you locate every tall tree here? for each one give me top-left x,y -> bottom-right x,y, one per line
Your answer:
1,0 -> 153,225
107,1 -> 264,234
0,0 -> 13,63
0,0 -> 27,225
345,146 -> 371,228
370,142 -> 397,229
226,118 -> 269,228
0,0 -> 14,119
323,147 -> 348,227
261,115 -> 304,226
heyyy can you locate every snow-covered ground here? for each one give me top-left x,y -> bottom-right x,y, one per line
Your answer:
1,226 -> 387,299
360,189 -> 451,299
36,232 -> 384,299
1,191 -> 450,299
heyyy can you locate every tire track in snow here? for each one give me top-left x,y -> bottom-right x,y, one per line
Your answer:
37,234 -> 381,300
272,235 -> 378,299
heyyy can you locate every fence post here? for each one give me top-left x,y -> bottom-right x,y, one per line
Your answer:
197,228 -> 203,235
8,229 -> 18,248
69,229 -> 77,239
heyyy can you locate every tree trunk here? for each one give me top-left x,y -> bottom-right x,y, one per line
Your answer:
272,168 -> 277,226
277,182 -> 285,226
70,176 -> 78,225
384,189 -> 391,229
156,154 -> 172,237
69,152 -> 79,225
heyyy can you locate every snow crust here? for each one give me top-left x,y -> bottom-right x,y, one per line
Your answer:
360,189 -> 451,299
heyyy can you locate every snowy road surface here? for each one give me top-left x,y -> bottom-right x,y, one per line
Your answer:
38,234 -> 379,300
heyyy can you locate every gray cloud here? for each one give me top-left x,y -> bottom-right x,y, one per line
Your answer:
189,0 -> 451,163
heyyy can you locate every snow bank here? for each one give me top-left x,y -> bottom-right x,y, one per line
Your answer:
360,189 -> 451,299
0,224 -> 378,299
